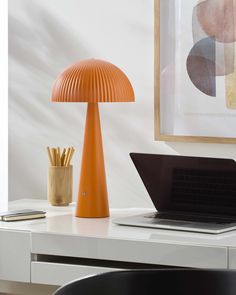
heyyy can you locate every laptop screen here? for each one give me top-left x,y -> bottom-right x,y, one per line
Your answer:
130,153 -> 236,216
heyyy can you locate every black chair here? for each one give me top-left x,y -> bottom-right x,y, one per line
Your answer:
53,269 -> 236,295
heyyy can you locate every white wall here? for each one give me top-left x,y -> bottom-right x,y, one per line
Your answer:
0,0 -> 8,211
9,0 -> 236,208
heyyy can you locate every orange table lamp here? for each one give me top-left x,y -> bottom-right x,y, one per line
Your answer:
51,59 -> 135,218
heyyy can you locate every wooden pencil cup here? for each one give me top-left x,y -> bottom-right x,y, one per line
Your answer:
48,165 -> 73,206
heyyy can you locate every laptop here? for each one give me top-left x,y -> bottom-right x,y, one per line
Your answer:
113,153 -> 236,234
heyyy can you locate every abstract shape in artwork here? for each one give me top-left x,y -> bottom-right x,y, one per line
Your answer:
197,0 -> 236,43
221,44 -> 235,76
192,5 -> 235,76
187,0 -> 236,105
225,46 -> 236,109
187,38 -> 216,97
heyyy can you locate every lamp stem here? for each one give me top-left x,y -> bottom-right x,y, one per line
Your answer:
76,102 -> 109,218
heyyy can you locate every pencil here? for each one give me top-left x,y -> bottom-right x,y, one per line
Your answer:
52,148 -> 57,166
64,147 -> 71,167
67,147 -> 75,166
57,147 -> 61,166
47,147 -> 53,166
61,148 -> 66,166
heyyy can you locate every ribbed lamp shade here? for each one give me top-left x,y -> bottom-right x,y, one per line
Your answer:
52,59 -> 135,103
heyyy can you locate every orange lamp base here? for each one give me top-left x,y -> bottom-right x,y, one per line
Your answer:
76,103 -> 109,218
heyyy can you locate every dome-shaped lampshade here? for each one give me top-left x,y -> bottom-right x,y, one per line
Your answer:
51,59 -> 135,103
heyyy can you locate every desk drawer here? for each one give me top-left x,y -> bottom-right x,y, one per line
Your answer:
229,248 -> 236,269
31,261 -> 122,286
0,230 -> 30,282
32,232 -> 227,269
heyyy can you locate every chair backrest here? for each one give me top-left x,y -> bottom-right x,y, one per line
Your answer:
53,269 -> 236,295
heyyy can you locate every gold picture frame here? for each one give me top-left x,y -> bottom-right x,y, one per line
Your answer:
154,0 -> 236,144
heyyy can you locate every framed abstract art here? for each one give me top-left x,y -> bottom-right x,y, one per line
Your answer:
154,0 -> 236,143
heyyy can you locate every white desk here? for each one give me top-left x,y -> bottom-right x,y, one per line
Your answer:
1,199 -> 236,294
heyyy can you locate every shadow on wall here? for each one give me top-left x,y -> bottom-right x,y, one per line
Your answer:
8,0 -> 91,132
8,0 -> 91,199
9,0 -> 90,77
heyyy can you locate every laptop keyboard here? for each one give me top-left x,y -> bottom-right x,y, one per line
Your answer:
145,212 -> 236,225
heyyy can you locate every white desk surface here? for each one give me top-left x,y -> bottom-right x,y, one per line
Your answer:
1,199 -> 236,292
1,199 -> 236,276
1,199 -> 236,248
